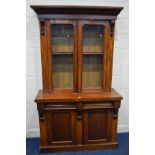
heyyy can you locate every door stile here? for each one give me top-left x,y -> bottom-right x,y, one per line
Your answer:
77,21 -> 83,93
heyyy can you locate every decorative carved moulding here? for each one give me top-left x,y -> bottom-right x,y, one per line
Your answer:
110,20 -> 115,36
39,110 -> 45,121
40,19 -> 45,36
31,5 -> 123,20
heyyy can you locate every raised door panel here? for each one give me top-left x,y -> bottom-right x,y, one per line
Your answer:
83,110 -> 112,144
46,110 -> 76,146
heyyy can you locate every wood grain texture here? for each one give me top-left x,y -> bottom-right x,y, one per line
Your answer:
111,101 -> 120,142
37,103 -> 48,146
40,142 -> 118,152
31,5 -> 123,153
104,21 -> 115,90
37,101 -> 120,152
40,19 -> 52,90
38,18 -> 119,92
35,88 -> 122,103
46,111 -> 76,145
83,110 -> 112,144
30,5 -> 123,16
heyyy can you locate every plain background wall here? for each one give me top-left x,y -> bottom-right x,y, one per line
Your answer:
26,0 -> 129,137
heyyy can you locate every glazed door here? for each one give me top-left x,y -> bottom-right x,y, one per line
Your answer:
41,19 -> 112,91
78,20 -> 109,92
83,109 -> 112,144
46,109 -> 76,146
50,20 -> 78,92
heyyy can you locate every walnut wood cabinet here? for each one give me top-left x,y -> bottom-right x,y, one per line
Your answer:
31,5 -> 123,153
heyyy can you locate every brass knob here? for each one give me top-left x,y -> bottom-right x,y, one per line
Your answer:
99,33 -> 103,38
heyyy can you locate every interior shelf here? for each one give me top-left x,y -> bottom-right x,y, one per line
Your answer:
83,52 -> 103,55
52,52 -> 103,55
52,52 -> 73,55
52,36 -> 73,39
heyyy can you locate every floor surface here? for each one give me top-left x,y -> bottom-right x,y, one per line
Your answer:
26,133 -> 129,155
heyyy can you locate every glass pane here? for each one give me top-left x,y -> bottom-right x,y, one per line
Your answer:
82,25 -> 104,89
82,55 -> 103,89
52,55 -> 73,89
83,25 -> 104,53
51,24 -> 73,53
51,24 -> 73,89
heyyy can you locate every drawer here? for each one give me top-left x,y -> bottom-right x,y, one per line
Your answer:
44,102 -> 76,111
82,101 -> 114,110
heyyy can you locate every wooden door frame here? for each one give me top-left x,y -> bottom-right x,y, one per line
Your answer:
77,20 -> 111,92
40,19 -> 113,92
40,19 -> 78,92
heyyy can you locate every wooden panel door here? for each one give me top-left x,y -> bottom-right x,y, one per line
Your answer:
46,110 -> 76,146
83,110 -> 112,144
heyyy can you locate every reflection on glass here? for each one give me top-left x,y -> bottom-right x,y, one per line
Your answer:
82,25 -> 104,89
52,55 -> 73,89
51,24 -> 73,53
82,55 -> 103,89
51,24 -> 73,89
83,25 -> 104,53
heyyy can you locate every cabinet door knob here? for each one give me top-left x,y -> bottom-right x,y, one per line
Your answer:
77,111 -> 82,120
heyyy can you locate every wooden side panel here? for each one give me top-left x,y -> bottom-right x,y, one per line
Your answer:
111,101 -> 120,142
37,104 -> 48,147
83,110 -> 112,144
46,110 -> 76,146
103,21 -> 115,90
39,19 -> 52,90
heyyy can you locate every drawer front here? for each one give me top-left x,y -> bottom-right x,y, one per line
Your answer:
83,101 -> 114,110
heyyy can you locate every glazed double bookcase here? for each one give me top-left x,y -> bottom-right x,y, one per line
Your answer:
31,5 -> 123,153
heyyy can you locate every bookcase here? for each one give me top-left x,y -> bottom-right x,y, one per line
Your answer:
31,5 -> 123,152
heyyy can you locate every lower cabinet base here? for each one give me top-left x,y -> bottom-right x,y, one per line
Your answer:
36,90 -> 122,153
40,142 -> 118,153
